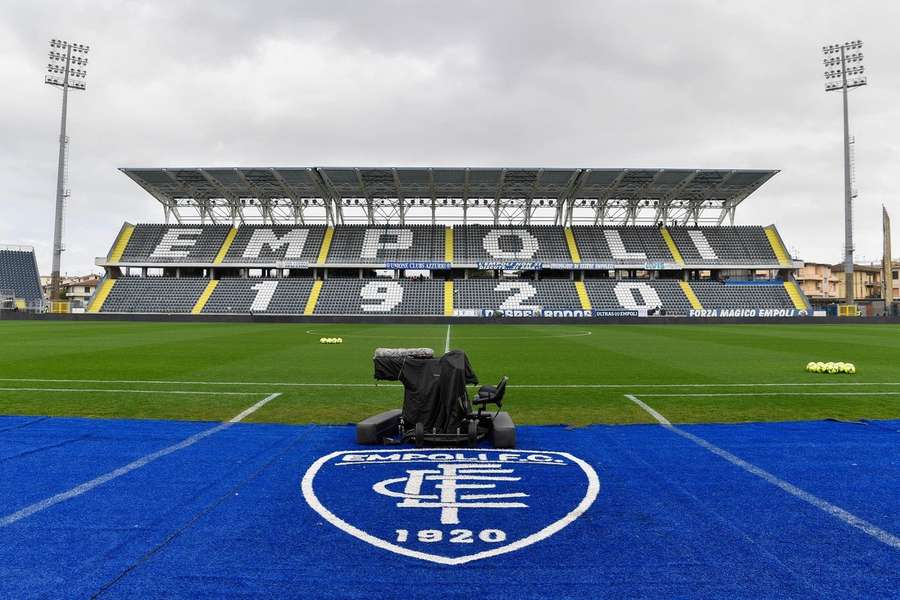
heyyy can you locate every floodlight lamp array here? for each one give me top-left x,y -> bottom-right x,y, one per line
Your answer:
44,76 -> 86,90
822,40 -> 862,54
46,64 -> 87,78
822,40 -> 866,91
45,39 -> 89,90
50,39 -> 90,53
48,51 -> 88,66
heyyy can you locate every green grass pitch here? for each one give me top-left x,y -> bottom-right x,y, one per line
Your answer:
1,320 -> 899,425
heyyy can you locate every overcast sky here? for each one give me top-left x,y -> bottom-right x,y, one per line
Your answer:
2,0 -> 899,275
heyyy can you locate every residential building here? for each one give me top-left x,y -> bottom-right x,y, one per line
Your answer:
41,274 -> 102,312
796,262 -> 841,301
62,277 -> 100,312
831,263 -> 884,300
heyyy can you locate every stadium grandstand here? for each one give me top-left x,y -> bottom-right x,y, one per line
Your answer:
86,166 -> 810,317
0,245 -> 44,312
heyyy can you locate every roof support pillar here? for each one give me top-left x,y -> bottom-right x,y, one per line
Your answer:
462,169 -> 470,226
493,170 -> 506,226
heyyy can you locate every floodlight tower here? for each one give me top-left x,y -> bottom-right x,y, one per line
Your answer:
45,39 -> 89,299
823,40 -> 865,304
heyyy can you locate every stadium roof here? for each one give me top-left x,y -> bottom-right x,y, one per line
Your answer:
120,167 -> 778,226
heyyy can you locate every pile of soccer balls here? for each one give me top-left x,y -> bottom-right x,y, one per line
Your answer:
320,337 -> 343,344
806,361 -> 856,374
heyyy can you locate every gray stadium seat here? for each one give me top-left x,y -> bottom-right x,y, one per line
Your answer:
690,281 -> 796,310
118,224 -> 232,263
667,226 -> 778,265
92,223 -> 802,316
91,276 -> 803,316
583,279 -> 691,314
453,225 -> 571,263
222,225 -> 326,264
314,278 -> 444,315
110,223 -> 782,268
571,227 -> 674,264
326,225 -> 445,263
202,279 -> 316,313
0,248 -> 43,306
453,279 -> 581,311
100,278 -> 209,313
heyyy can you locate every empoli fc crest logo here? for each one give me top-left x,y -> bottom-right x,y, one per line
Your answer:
302,449 -> 599,565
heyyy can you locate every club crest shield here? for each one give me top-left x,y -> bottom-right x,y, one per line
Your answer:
301,448 -> 600,565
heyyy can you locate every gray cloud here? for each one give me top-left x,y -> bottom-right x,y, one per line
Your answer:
2,0 -> 898,274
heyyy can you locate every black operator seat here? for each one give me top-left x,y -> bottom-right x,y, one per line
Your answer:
474,376 -> 508,409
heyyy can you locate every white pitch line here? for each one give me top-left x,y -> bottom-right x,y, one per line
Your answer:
0,387 -> 262,396
0,378 -> 396,388
624,394 -> 900,550
0,392 -> 281,529
640,392 -> 900,397
508,382 -> 900,389
1,378 -> 900,389
445,324 -> 452,353
228,392 -> 281,423
304,328 -> 594,340
625,394 -> 671,425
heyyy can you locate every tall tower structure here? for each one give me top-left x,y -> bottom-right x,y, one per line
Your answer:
45,38 -> 90,299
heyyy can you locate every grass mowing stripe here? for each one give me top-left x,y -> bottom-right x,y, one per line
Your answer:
2,322 -> 900,424
3,378 -> 900,389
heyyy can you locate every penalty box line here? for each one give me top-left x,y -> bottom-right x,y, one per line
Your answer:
0,392 -> 281,529
624,394 -> 900,550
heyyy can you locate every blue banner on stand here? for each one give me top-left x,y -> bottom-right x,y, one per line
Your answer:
476,262 -> 544,271
384,262 -> 451,270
